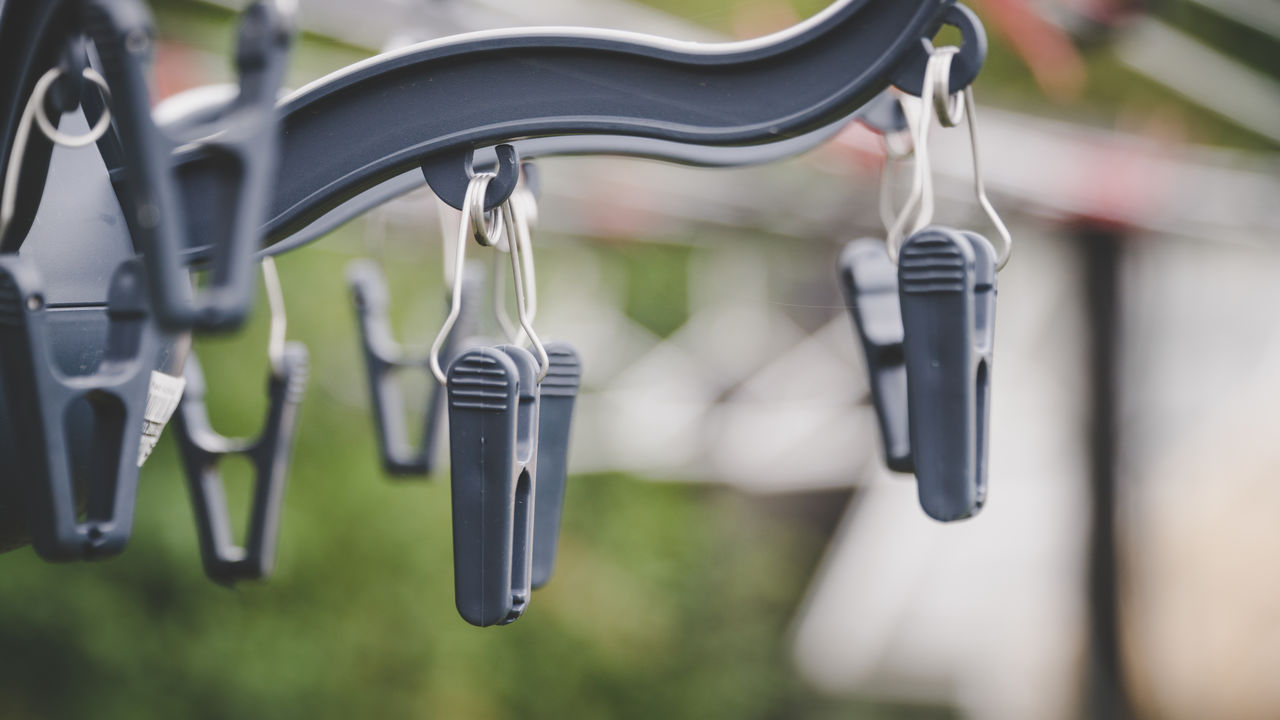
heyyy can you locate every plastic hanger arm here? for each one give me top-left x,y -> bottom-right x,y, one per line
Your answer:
214,0 -> 975,243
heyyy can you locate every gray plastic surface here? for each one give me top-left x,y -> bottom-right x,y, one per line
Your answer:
446,345 -> 540,627
172,345 -> 309,585
83,0 -> 292,330
0,257 -> 162,559
348,260 -> 481,476
898,227 -> 996,521
839,239 -> 912,472
530,342 -> 581,590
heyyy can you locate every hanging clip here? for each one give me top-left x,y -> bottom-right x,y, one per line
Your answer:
492,183 -> 579,588
838,239 -> 911,472
840,89 -> 912,472
0,256 -> 161,560
348,259 -> 481,476
886,45 -> 1011,268
530,342 -> 580,588
82,0 -> 294,330
421,144 -> 520,213
842,45 -> 1006,521
172,258 -> 308,583
898,227 -> 996,521
434,175 -> 551,626
446,344 -> 540,626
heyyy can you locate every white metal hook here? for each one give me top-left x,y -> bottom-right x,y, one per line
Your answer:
878,132 -> 912,236
885,47 -> 954,261
261,256 -> 288,377
429,174 -> 490,385
0,66 -> 112,240
885,46 -> 1011,270
492,185 -> 539,344
467,172 -> 505,247
500,194 -> 549,382
960,87 -> 1012,269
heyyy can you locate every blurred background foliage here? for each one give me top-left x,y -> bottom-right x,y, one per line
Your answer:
1,0 -> 1273,718
3,223 -> 919,719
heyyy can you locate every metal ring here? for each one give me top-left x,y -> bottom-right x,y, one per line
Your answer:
466,172 -> 504,246
32,67 -> 113,148
930,47 -> 965,129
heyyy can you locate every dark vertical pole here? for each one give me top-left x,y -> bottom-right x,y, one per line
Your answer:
1082,224 -> 1134,720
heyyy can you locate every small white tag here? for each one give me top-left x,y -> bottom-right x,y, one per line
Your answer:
137,370 -> 186,467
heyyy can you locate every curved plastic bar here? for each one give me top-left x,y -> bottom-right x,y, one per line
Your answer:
250,106 -> 857,259
252,0 -> 965,244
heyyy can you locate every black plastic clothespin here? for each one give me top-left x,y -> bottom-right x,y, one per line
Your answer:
83,0 -> 293,330
348,259 -> 481,476
898,227 -> 996,521
446,345 -> 540,627
530,342 -> 580,589
172,257 -> 306,583
838,239 -> 912,472
0,256 -> 161,560
490,184 -> 579,589
172,345 -> 308,584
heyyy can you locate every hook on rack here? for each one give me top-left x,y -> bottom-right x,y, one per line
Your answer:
891,3 -> 987,97
420,144 -> 520,213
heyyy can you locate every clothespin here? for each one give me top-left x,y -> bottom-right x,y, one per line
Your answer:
0,257 -> 162,560
492,183 -> 580,589
433,171 -> 574,625
81,0 -> 294,330
171,258 -> 308,584
838,239 -> 912,472
446,344 -> 540,626
898,227 -> 996,521
348,258 -> 481,476
838,45 -> 1010,522
531,342 -> 580,588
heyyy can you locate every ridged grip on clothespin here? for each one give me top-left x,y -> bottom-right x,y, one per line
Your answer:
898,227 -> 996,521
446,345 -> 540,626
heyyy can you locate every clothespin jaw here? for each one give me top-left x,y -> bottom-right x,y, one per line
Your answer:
173,343 -> 309,584
348,259 -> 480,476
530,342 -> 581,589
0,256 -> 159,560
446,345 -> 540,627
839,239 -> 913,472
897,227 -> 997,521
82,0 -> 293,331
